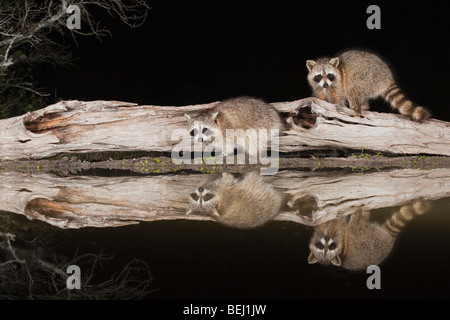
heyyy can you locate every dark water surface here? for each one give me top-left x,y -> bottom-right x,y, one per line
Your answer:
0,168 -> 449,301
58,198 -> 450,300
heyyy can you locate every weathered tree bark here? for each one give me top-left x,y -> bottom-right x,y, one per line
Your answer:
1,168 -> 448,229
0,97 -> 448,160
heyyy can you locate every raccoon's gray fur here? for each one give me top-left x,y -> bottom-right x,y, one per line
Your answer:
184,96 -> 284,159
185,171 -> 283,229
306,49 -> 431,121
307,201 -> 431,270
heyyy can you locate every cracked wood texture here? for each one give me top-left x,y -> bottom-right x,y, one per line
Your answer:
0,97 -> 449,160
0,168 -> 449,229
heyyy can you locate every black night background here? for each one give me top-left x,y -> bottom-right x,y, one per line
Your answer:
1,0 -> 450,308
35,1 -> 450,122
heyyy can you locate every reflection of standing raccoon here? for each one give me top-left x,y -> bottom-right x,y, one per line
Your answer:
186,171 -> 283,229
184,97 -> 284,158
307,201 -> 431,270
306,49 -> 431,120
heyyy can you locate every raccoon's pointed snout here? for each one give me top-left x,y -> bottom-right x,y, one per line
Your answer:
198,187 -> 204,193
323,83 -> 329,88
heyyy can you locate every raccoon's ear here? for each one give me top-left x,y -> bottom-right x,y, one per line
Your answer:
186,207 -> 193,215
184,113 -> 191,121
212,206 -> 220,217
211,111 -> 219,122
306,60 -> 316,72
331,255 -> 342,267
329,57 -> 340,68
308,252 -> 318,264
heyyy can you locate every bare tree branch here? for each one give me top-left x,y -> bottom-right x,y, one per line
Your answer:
0,0 -> 150,117
0,224 -> 155,299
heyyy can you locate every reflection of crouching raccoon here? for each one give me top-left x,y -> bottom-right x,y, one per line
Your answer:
307,201 -> 432,271
186,171 -> 283,229
184,97 -> 284,161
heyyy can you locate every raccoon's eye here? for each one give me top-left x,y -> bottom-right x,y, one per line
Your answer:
313,74 -> 323,82
327,74 -> 336,81
203,128 -> 213,137
328,243 -> 337,250
203,193 -> 215,201
190,193 -> 199,201
190,129 -> 198,137
315,242 -> 324,250
202,128 -> 214,136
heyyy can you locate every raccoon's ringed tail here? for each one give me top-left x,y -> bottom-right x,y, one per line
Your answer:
385,202 -> 430,236
383,84 -> 430,121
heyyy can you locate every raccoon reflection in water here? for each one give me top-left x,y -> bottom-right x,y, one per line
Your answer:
185,171 -> 285,229
307,201 -> 431,271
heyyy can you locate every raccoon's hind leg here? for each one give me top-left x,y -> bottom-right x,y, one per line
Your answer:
347,96 -> 363,115
335,97 -> 366,118
347,95 -> 373,118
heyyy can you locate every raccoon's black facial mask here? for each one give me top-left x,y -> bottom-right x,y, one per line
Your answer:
190,193 -> 199,201
203,193 -> 215,201
314,74 -> 335,82
191,128 -> 214,137
313,74 -> 323,82
313,72 -> 336,89
315,238 -> 337,250
203,128 -> 213,137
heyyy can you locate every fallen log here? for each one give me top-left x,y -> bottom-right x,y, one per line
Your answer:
0,168 -> 448,229
0,97 -> 448,160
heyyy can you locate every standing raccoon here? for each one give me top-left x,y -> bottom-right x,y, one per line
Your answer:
306,49 -> 431,121
184,97 -> 284,159
307,201 -> 431,271
185,171 -> 283,229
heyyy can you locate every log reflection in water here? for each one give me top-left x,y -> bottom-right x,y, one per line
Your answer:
0,168 -> 448,229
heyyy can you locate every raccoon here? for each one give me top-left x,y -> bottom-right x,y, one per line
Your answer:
184,97 -> 284,160
307,201 -> 431,270
185,171 -> 283,229
306,49 -> 431,121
